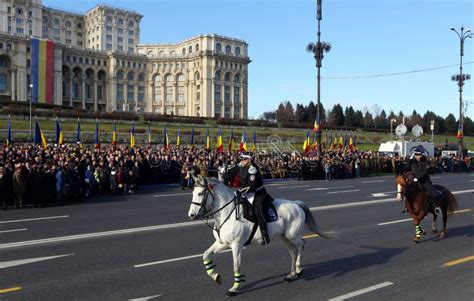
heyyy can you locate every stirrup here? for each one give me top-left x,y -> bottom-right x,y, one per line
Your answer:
434,206 -> 442,215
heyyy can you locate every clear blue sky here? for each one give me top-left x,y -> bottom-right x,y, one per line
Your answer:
45,0 -> 473,120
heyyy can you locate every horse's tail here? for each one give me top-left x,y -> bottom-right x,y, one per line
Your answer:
295,201 -> 330,239
435,185 -> 459,215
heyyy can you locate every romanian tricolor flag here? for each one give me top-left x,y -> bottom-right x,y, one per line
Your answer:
216,129 -> 223,153
147,122 -> 152,145
323,131 -> 328,150
112,120 -> 117,146
34,120 -> 47,148
94,119 -> 100,149
130,122 -> 136,148
353,132 -> 357,148
31,38 -> 54,104
55,118 -> 64,145
252,131 -> 257,152
303,129 -> 311,154
240,129 -> 247,152
205,128 -> 211,150
457,126 -> 463,140
349,136 -> 354,152
313,115 -> 321,132
76,118 -> 82,147
339,136 -> 344,150
176,128 -> 181,147
190,127 -> 195,149
6,115 -> 12,147
311,132 -> 317,151
229,128 -> 235,151
163,127 -> 169,149
332,133 -> 337,150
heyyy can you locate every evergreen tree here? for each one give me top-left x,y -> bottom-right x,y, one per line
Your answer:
344,106 -> 355,127
330,103 -> 345,126
364,111 -> 374,129
276,103 -> 286,123
444,113 -> 457,134
353,110 -> 364,127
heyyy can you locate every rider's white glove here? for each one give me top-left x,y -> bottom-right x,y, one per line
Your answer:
413,178 -> 418,182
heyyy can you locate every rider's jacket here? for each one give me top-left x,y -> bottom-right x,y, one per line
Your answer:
405,157 -> 431,183
238,162 -> 263,193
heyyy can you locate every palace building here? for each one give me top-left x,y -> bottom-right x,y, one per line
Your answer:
0,0 -> 250,118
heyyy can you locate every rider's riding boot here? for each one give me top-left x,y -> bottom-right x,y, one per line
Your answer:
256,209 -> 270,245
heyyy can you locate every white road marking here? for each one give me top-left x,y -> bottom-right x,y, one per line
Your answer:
278,185 -> 310,189
135,249 -> 233,268
378,209 -> 472,226
0,254 -> 74,269
0,228 -> 28,234
361,180 -> 386,183
306,185 -> 353,191
328,189 -> 360,194
129,294 -> 162,301
453,189 -> 474,194
0,221 -> 206,250
431,176 -> 440,179
0,215 -> 69,224
1,189 -> 472,250
328,281 -> 394,301
378,218 -> 412,226
153,193 -> 191,198
470,180 -> 474,182
371,193 -> 390,197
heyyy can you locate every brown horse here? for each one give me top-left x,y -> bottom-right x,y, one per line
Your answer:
395,172 -> 459,242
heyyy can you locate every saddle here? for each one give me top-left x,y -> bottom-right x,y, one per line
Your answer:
236,194 -> 278,224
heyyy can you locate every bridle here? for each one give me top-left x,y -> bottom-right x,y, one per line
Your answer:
191,179 -> 239,234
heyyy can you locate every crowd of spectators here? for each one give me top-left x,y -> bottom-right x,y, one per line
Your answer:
0,143 -> 472,210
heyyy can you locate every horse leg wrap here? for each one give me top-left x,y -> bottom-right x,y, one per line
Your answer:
203,259 -> 216,275
233,272 -> 245,288
415,225 -> 422,237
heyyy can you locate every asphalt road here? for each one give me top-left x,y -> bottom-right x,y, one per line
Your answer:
1,173 -> 473,301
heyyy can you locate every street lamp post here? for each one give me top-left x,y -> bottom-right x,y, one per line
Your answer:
430,120 -> 435,143
29,83 -> 33,138
390,118 -> 397,139
306,0 -> 331,158
450,26 -> 472,157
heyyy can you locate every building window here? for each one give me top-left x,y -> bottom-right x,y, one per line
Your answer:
72,82 -> 79,98
0,74 -> 7,92
65,20 -> 71,27
78,41 -> 83,46
16,28 -> 24,34
128,20 -> 134,28
196,43 -> 199,52
118,28 -> 123,34
116,83 -> 123,101
106,16 -> 113,24
127,85 -> 134,101
138,86 -> 144,101
16,18 -> 23,25
43,25 -> 48,32
106,34 -> 112,41
118,37 -> 123,43
66,31 -> 71,37
216,43 -> 221,53
85,84 -> 91,99
117,18 -> 124,26
53,28 -> 60,35
236,46 -> 241,56
128,30 -> 134,35
106,43 -> 112,50
53,18 -> 60,25
117,45 -> 123,51
128,38 -> 134,44
66,39 -> 71,44
106,26 -> 112,32
97,85 -> 102,100
188,45 -> 192,54
214,84 -> 221,102
128,47 -> 134,53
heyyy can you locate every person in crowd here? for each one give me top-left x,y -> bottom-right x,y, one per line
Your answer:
13,163 -> 26,208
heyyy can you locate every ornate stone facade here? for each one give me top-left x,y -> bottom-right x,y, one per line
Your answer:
0,0 -> 250,118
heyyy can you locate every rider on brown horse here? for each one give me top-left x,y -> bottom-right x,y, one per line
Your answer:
404,146 -> 441,214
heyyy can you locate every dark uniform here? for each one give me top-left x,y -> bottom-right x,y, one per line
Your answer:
405,153 -> 439,208
237,161 -> 272,245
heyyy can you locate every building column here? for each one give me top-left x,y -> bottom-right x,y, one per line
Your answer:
93,78 -> 98,111
11,69 -> 16,101
134,83 -> 138,112
69,80 -> 73,106
123,84 -> 128,111
147,82 -> 153,113
161,83 -> 165,113
81,76 -> 86,109
109,79 -> 116,112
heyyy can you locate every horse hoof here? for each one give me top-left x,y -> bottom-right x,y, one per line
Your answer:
284,276 -> 294,283
297,271 -> 303,278
412,237 -> 421,243
215,274 -> 221,284
440,232 -> 446,239
422,229 -> 427,235
432,228 -> 438,233
226,291 -> 237,297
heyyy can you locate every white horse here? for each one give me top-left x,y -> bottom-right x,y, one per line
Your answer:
187,175 -> 324,297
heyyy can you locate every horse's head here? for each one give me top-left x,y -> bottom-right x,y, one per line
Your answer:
188,174 -> 215,220
395,172 -> 416,202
